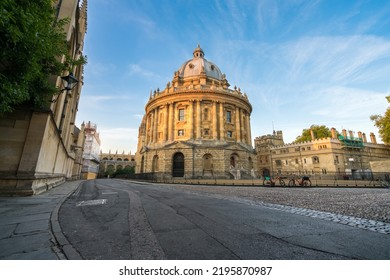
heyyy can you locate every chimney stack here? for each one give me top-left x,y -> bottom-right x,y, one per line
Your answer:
370,132 -> 377,144
362,133 -> 367,143
357,131 -> 363,139
342,129 -> 347,138
349,130 -> 354,138
310,129 -> 315,140
331,127 -> 337,139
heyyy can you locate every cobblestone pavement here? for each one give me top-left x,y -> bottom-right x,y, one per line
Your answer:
164,184 -> 390,234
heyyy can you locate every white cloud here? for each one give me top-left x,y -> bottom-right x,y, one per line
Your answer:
280,35 -> 390,86
126,64 -> 160,79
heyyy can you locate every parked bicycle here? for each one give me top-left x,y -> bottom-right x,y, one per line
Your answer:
379,174 -> 390,188
288,175 -> 311,187
263,176 -> 286,187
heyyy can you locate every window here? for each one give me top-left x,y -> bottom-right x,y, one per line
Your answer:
203,129 -> 209,136
159,112 -> 164,124
313,156 -> 320,164
295,158 -> 299,164
275,160 -> 282,166
179,109 -> 185,121
226,111 -> 232,123
335,156 -> 339,164
178,129 -> 184,136
204,108 -> 209,121
227,131 -> 233,138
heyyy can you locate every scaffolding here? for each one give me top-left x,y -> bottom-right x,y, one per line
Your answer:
338,135 -> 364,149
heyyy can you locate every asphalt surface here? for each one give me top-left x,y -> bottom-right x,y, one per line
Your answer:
1,179 -> 389,260
58,179 -> 390,260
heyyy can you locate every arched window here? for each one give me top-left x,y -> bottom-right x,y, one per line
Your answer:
203,154 -> 213,171
312,156 -> 320,164
152,155 -> 159,172
248,157 -> 253,169
230,153 -> 239,168
140,156 -> 145,173
204,108 -> 209,121
172,152 -> 184,177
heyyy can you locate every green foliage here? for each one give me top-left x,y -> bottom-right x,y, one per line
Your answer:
370,96 -> 390,144
104,166 -> 135,178
0,0 -> 85,113
294,125 -> 333,143
104,165 -> 115,177
114,166 -> 135,177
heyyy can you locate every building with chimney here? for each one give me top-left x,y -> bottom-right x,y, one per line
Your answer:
135,45 -> 256,179
254,128 -> 390,179
0,0 -> 88,195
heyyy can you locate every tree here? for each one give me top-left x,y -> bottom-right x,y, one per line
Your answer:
370,96 -> 390,144
0,0 -> 85,114
294,124 -> 333,143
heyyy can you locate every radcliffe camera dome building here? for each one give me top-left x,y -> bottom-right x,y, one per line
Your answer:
135,45 -> 257,179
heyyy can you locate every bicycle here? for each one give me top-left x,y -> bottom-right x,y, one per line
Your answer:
263,176 -> 286,187
288,175 -> 311,187
378,177 -> 390,188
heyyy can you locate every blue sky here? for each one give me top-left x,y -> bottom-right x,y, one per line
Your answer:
75,0 -> 390,153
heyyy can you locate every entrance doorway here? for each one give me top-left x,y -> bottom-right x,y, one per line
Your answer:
172,152 -> 184,177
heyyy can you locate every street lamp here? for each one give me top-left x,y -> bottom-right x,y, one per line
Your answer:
61,72 -> 79,91
58,72 -> 79,134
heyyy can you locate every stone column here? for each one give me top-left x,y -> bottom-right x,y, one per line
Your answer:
168,103 -> 174,141
246,113 -> 252,145
235,107 -> 241,142
219,102 -> 225,140
148,111 -> 154,144
212,101 -> 217,139
196,100 -> 201,139
153,107 -> 159,143
189,101 -> 194,139
164,105 -> 169,141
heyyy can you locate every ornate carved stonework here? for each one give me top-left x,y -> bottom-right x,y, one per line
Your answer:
135,45 -> 256,179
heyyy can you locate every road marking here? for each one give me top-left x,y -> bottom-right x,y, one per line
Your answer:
101,192 -> 117,195
76,199 -> 107,207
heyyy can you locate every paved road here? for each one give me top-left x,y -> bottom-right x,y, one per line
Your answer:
59,179 -> 390,259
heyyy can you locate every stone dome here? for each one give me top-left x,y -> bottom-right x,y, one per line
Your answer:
177,45 -> 224,80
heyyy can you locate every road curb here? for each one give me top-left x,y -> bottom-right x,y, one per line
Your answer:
50,181 -> 84,260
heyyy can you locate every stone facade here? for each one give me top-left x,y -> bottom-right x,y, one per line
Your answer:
71,125 -> 86,180
255,128 -> 390,179
135,46 -> 256,179
0,0 -> 88,195
99,151 -> 135,177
